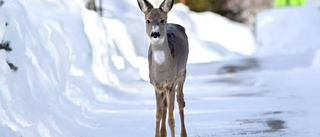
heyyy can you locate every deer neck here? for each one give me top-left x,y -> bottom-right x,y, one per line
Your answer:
150,37 -> 172,65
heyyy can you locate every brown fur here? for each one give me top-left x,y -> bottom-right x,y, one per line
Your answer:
137,0 -> 189,137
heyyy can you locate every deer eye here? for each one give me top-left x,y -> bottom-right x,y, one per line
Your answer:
146,20 -> 151,24
160,20 -> 165,23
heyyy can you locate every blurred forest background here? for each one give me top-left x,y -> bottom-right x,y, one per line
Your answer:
174,0 -> 274,28
86,0 -> 274,29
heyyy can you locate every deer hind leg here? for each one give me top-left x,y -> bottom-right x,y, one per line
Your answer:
166,86 -> 176,137
155,90 -> 164,137
177,74 -> 187,137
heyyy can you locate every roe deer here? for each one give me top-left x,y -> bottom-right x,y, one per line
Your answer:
137,0 -> 189,137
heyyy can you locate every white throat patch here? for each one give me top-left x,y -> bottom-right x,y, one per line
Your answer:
151,37 -> 164,44
153,50 -> 165,64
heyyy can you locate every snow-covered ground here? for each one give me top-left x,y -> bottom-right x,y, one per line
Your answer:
1,0 -> 320,136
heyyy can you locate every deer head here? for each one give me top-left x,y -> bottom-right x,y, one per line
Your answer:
137,0 -> 174,44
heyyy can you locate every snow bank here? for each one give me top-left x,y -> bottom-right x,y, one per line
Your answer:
0,1 -> 121,136
169,4 -> 257,62
255,4 -> 320,57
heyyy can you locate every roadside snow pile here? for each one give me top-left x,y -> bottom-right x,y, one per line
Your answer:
254,4 -> 320,91
169,4 -> 257,61
255,4 -> 320,57
0,1 -> 121,136
254,4 -> 320,70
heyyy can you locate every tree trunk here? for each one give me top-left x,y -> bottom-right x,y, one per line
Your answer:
86,0 -> 97,12
99,0 -> 103,16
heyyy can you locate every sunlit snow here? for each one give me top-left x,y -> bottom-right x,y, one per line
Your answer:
1,0 -> 320,137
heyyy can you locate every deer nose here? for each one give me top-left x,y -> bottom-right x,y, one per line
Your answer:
151,32 -> 160,38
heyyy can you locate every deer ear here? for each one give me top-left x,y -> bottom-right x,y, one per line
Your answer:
159,0 -> 174,12
137,0 -> 154,13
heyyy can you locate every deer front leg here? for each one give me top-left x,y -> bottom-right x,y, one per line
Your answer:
155,90 -> 163,137
160,95 -> 167,137
167,86 -> 176,137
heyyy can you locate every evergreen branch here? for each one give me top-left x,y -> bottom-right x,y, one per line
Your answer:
0,41 -> 11,52
0,0 -> 4,6
7,60 -> 18,71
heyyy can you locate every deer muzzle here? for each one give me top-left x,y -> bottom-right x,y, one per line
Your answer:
151,32 -> 160,38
